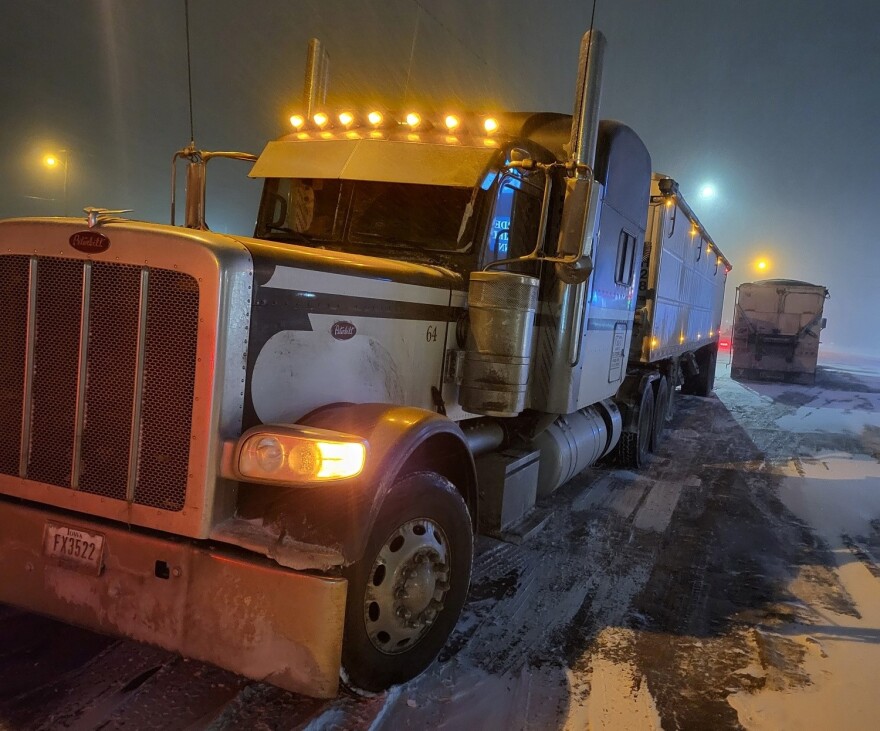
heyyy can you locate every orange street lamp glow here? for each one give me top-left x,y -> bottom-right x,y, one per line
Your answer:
44,155 -> 58,167
756,259 -> 769,271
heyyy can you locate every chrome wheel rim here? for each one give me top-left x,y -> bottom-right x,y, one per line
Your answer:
363,518 -> 451,654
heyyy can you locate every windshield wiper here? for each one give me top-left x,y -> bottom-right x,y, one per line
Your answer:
264,226 -> 311,244
352,234 -> 451,264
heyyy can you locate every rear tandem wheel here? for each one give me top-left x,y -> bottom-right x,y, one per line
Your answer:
650,375 -> 670,452
616,381 -> 655,468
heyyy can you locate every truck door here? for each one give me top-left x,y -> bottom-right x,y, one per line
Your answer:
575,122 -> 651,408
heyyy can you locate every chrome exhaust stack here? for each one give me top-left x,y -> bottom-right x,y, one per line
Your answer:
303,38 -> 330,119
570,29 -> 606,172
555,29 -> 606,284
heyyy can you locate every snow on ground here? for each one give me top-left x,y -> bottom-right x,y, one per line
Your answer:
718,354 -> 880,731
3,353 -> 879,730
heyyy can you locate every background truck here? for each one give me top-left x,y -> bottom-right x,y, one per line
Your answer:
731,279 -> 828,384
0,29 -> 729,697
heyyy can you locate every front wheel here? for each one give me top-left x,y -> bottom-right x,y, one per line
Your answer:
341,471 -> 473,692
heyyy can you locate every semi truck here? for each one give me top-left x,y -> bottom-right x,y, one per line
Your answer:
731,279 -> 828,384
0,29 -> 729,697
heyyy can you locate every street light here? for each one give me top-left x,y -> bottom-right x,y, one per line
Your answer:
42,149 -> 70,215
698,183 -> 717,201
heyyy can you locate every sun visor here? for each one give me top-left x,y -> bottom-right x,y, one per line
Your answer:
249,139 -> 497,187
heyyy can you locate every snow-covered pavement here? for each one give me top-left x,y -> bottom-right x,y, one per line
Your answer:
720,358 -> 880,731
1,356 -> 878,730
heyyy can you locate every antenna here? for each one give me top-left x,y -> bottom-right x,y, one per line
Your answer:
184,0 -> 196,147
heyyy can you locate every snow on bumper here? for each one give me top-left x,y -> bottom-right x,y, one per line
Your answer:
0,499 -> 347,698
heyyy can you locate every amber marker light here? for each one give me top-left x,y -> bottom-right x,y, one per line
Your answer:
406,112 -> 422,128
313,112 -> 329,128
237,426 -> 367,486
445,114 -> 460,131
483,117 -> 499,134
755,258 -> 769,272
368,111 -> 384,126
289,114 -> 305,129
338,111 -> 355,127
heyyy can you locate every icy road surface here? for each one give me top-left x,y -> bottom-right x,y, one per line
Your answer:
1,358 -> 879,730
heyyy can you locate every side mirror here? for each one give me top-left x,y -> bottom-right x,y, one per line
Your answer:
554,176 -> 599,283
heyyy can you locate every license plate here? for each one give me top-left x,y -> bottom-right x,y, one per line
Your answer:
43,522 -> 105,575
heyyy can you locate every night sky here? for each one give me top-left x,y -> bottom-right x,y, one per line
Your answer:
2,1 -> 877,354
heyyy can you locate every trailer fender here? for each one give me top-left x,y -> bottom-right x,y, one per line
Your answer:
235,404 -> 477,566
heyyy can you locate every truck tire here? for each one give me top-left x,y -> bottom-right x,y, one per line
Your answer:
341,471 -> 473,692
681,343 -> 718,397
617,382 -> 655,468
650,376 -> 669,452
665,361 -> 678,423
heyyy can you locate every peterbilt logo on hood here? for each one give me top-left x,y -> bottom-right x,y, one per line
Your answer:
331,321 -> 357,340
69,231 -> 110,253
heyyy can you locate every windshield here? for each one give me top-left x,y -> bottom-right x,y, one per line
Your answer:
255,178 -> 481,253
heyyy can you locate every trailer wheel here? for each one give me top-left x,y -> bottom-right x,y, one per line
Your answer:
617,383 -> 655,468
341,471 -> 473,692
665,361 -> 678,423
682,343 -> 718,397
650,376 -> 670,452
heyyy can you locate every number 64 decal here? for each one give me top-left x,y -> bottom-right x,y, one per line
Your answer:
426,325 -> 438,342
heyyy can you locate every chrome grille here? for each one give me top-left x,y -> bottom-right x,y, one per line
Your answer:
79,263 -> 142,501
29,259 -> 83,486
137,268 -> 199,511
0,255 -> 199,512
0,257 -> 29,475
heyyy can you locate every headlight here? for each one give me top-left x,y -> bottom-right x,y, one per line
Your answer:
237,425 -> 367,485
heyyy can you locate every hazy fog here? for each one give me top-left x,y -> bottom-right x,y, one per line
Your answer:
2,0 -> 877,354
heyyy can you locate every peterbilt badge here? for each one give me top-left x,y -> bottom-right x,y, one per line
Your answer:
70,231 -> 110,253
331,321 -> 357,340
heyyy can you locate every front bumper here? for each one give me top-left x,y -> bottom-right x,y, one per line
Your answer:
0,499 -> 347,698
